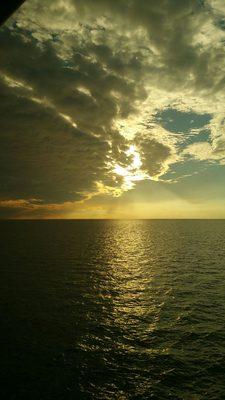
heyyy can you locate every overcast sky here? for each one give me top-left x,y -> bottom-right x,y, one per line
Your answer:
1,0 -> 225,218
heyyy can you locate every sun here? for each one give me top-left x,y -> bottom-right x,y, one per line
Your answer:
113,145 -> 149,191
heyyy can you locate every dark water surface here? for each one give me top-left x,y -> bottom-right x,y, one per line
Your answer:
1,220 -> 225,399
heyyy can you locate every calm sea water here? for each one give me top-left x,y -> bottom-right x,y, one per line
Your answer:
1,220 -> 225,399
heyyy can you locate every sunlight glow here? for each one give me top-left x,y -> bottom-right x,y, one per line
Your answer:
1,73 -> 33,91
59,113 -> 78,128
113,145 -> 148,191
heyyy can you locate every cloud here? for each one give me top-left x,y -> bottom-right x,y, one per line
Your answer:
184,141 -> 217,161
0,75 -> 111,204
135,135 -> 176,178
1,0 -> 225,216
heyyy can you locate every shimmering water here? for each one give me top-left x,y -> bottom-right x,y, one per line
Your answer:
1,220 -> 225,399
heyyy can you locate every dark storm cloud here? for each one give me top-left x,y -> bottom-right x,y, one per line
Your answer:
135,136 -> 173,177
0,25 -> 141,207
0,76 -> 110,203
0,27 -> 140,136
71,0 -> 211,90
11,0 -> 225,96
0,24 -> 144,172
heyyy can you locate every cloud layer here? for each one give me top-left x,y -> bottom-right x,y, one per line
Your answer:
1,0 -> 225,217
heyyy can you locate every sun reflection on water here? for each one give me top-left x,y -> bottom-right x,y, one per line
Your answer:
78,221 -> 177,398
99,221 -> 165,334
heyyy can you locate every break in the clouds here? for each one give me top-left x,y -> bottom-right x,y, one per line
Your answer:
1,0 -> 225,218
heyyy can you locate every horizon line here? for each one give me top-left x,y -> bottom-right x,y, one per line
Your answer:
1,218 -> 225,221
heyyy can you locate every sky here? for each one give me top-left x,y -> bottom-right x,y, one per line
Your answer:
1,0 -> 225,219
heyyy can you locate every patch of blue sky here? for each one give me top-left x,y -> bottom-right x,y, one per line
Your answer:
161,159 -> 207,182
182,129 -> 212,148
154,108 -> 212,134
167,163 -> 225,201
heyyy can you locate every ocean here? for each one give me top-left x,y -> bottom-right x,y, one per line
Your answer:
1,219 -> 225,399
